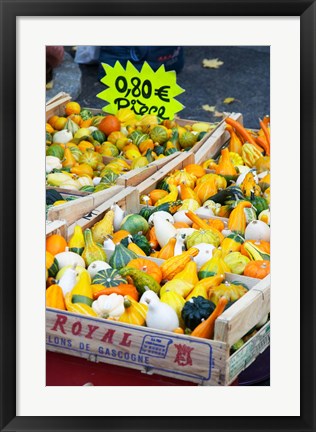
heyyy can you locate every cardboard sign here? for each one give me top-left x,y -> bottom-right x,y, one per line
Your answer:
97,60 -> 185,120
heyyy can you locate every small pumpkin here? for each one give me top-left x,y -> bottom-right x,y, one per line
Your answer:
118,295 -> 149,326
92,268 -> 128,287
243,260 -> 270,279
127,258 -> 162,284
109,243 -> 138,270
46,284 -> 66,310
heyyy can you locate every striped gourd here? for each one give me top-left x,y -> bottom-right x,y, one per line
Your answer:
109,243 -> 138,270
46,251 -> 59,277
243,241 -> 270,261
92,268 -> 127,287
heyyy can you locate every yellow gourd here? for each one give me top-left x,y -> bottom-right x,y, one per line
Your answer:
173,260 -> 199,286
157,237 -> 176,260
180,183 -> 201,205
71,271 -> 94,306
215,148 -> 237,176
186,274 -> 225,300
160,247 -> 199,281
68,225 -> 85,255
118,295 -> 148,326
155,184 -> 178,206
228,201 -> 252,235
91,210 -> 114,244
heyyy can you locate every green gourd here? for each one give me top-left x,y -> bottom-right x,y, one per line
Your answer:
181,296 -> 216,330
109,244 -> 138,270
208,281 -> 248,305
92,268 -> 127,287
68,225 -> 85,255
119,214 -> 149,235
119,267 -> 161,295
198,249 -> 231,279
186,229 -> 221,249
81,229 -> 107,267
121,234 -> 152,256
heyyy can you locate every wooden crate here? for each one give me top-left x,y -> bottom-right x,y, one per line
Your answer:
194,112 -> 243,164
46,219 -> 67,239
46,274 -> 270,386
46,185 -> 124,228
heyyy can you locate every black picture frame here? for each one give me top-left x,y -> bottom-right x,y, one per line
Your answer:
1,1 -> 315,431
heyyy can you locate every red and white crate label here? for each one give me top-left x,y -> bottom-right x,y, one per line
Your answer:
46,309 -> 224,382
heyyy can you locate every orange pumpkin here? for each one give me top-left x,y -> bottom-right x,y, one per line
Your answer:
78,140 -> 95,153
243,260 -> 270,279
215,147 -> 237,176
149,189 -> 168,205
112,230 -> 131,244
127,258 -> 162,284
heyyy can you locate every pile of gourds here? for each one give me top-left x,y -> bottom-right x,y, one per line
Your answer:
46,100 -> 216,194
46,115 -> 271,340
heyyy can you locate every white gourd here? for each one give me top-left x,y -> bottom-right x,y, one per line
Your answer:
56,265 -> 90,283
145,298 -> 179,331
148,211 -> 174,226
87,260 -> 111,279
58,263 -> 78,295
92,293 -> 125,319
112,204 -> 125,232
192,243 -> 216,270
153,215 -> 177,248
173,210 -> 193,225
103,237 -> 116,252
93,177 -> 102,186
195,206 -> 214,219
245,220 -> 270,242
139,287 -> 160,305
52,129 -> 73,144
55,248 -> 85,269
174,233 -> 186,256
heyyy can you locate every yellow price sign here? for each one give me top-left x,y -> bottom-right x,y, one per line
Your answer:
97,60 -> 185,120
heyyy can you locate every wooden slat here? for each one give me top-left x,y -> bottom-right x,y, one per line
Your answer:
214,275 -> 270,346
47,185 -> 124,227
46,219 -> 67,238
46,93 -> 72,121
67,186 -> 139,238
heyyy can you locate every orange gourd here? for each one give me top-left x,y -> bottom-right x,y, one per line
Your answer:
127,258 -> 162,284
157,237 -> 176,260
62,147 -> 78,169
243,260 -> 270,279
215,148 -> 237,176
46,234 -> 67,256
227,201 -> 252,235
112,230 -> 130,244
128,242 -> 146,256
78,140 -> 95,153
146,227 -> 159,250
190,296 -> 228,339
227,124 -> 243,155
184,164 -> 206,178
46,284 -> 66,310
92,284 -> 139,301
71,163 -> 94,178
173,222 -> 190,229
194,177 -> 218,204
148,189 -> 168,205
180,183 -> 201,205
160,247 -> 199,281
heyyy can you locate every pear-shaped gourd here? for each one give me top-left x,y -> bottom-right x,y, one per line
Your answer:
153,215 -> 177,248
68,225 -> 85,255
55,248 -> 86,269
109,243 -> 138,270
112,204 -> 125,232
228,201 -> 252,235
82,229 -> 107,267
58,263 -> 78,295
173,260 -> 199,286
160,291 -> 185,328
198,248 -> 230,279
71,271 -> 94,307
145,297 -> 179,332
91,210 -> 114,244
87,260 -> 111,279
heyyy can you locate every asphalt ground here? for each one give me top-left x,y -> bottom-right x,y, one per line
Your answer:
50,46 -> 270,129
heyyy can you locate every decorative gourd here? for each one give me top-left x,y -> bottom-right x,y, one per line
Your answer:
220,233 -> 244,257
241,143 -> 263,167
62,147 -> 77,169
240,240 -> 270,257
168,170 -> 196,189
145,297 -> 179,331
180,183 -> 201,205
92,283 -> 139,301
208,281 -> 248,305
227,124 -> 242,155
243,260 -> 270,279
148,211 -> 174,226
146,227 -> 159,250
139,200 -> 183,220
82,229 -> 107,266
173,260 -> 199,286
215,147 -> 237,177
100,171 -> 119,188
258,209 -> 271,225
127,241 -> 146,256
111,204 -> 125,232
57,263 -> 78,295
71,271 -> 94,306
181,296 -> 216,330
153,215 -> 178,248
87,260 -> 111,279
248,195 -> 269,216
179,131 -> 198,149
178,199 -> 200,212
118,295 -> 148,326
187,274 -> 225,301
127,258 -> 162,284
139,288 -> 160,305
173,210 -> 193,226
185,210 -> 224,244
79,150 -> 102,170
119,267 -> 161,295
240,172 -> 261,198
68,225 -> 85,255
186,229 -> 221,249
55,248 -> 86,269
191,296 -> 228,339
148,189 -> 169,205
198,249 -> 231,279
157,236 -> 176,260
64,292 -> 98,317
155,185 -> 179,207
109,243 -> 138,269
46,251 -> 59,277
160,291 -> 186,327
46,284 -> 66,310
241,240 -> 270,261
120,214 -> 149,235
194,177 -> 219,204
244,220 -> 270,242
192,243 -> 216,269
159,279 -> 193,298
160,247 -> 199,281
112,230 -> 130,245
194,207 -> 215,220
92,293 -> 125,319
223,252 -> 250,274
125,234 -> 151,256
197,173 -> 227,189
227,201 -> 253,235
92,268 -> 127,287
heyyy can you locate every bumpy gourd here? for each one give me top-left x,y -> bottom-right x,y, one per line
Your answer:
82,229 -> 107,266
